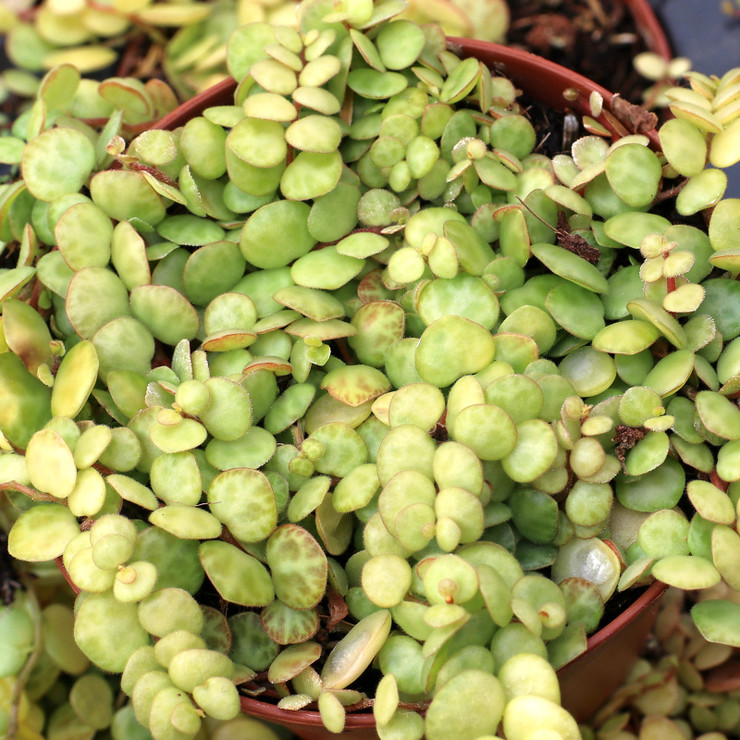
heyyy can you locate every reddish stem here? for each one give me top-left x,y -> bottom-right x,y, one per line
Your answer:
127,161 -> 178,187
710,469 -> 729,492
665,263 -> 676,318
335,338 -> 355,365
0,482 -> 56,503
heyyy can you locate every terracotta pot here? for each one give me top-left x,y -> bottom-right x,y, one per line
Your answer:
147,37 -> 673,739
622,0 -> 672,62
238,583 -> 666,740
556,579 -> 666,722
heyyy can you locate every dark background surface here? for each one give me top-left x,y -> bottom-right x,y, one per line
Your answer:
649,0 -> 740,196
649,0 -> 740,77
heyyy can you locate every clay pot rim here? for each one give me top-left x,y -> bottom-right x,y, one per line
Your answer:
154,29 -> 668,145
622,0 -> 673,61
238,580 -> 667,729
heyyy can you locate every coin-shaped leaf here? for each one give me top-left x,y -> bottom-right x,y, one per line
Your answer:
450,404 -> 515,461
25,428 -> 77,499
415,315 -> 495,388
183,242 -> 246,307
281,150 -> 343,201
616,457 -> 685,514
229,611 -> 279,671
503,694 -> 580,740
652,555 -> 721,590
50,339 -> 98,419
266,524 -> 328,610
625,431 -> 670,476
333,463 -> 379,513
200,540 -> 274,607
545,282 -> 605,339
425,669 -> 504,740
687,480 -> 737,524
66,266 -> 131,340
90,169 -> 165,226
551,537 -> 620,602
692,599 -> 740,648
208,468 -> 277,543
605,144 -> 662,207
268,642 -> 322,685
417,274 -> 499,329
22,127 -> 96,202
240,200 -> 315,269
286,114 -> 343,153
695,390 -> 740,440
348,300 -> 405,367
637,509 -> 690,559
8,503 -> 79,562
75,591 -> 151,672
710,116 -> 740,168
228,117 -> 287,169
321,365 -> 391,407
150,505 -> 222,541
558,346 -> 616,397
54,201 -> 114,271
362,554 -> 412,608
129,284 -> 200,346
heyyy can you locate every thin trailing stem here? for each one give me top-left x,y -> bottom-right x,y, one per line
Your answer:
0,482 -> 58,503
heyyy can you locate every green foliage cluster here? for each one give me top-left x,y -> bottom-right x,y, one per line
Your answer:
0,565 -> 120,740
1,0 -> 740,739
0,0 -> 300,103
584,587 -> 740,740
0,0 -> 508,117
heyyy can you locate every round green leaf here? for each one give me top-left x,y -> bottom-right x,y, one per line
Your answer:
281,150 -> 343,201
8,504 -> 79,561
74,592 -> 150,672
208,468 -> 278,543
415,315 -> 495,388
660,117 -> 709,176
22,127 -> 96,202
199,540 -> 274,607
266,525 -> 328,610
692,599 -> 740,647
652,555 -> 721,590
240,200 -> 315,269
425,670 -> 504,740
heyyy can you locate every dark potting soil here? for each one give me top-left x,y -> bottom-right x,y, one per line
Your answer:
507,0 -> 653,101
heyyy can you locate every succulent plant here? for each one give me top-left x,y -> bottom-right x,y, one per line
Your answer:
585,587 -> 740,740
2,0 -> 740,739
0,0 -> 301,107
0,0 -> 506,116
0,534 -> 284,740
0,549 -> 118,740
632,52 -> 693,110
401,0 -> 509,43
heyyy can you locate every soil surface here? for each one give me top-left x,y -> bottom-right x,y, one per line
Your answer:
507,0 -> 652,100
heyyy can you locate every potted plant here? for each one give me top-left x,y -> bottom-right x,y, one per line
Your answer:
2,0 -> 740,739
